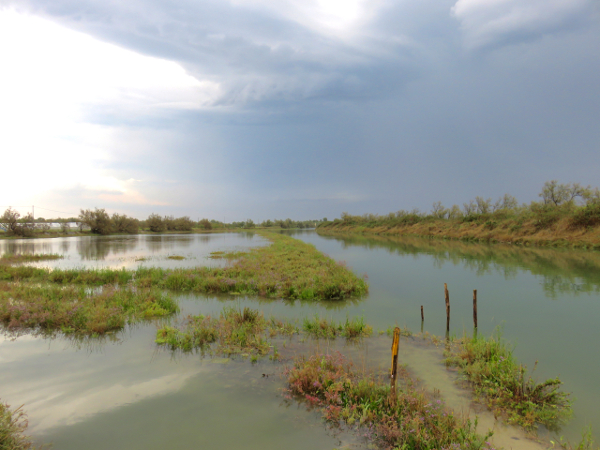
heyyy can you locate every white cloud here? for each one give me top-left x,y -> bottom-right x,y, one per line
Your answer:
0,8 -> 219,209
451,0 -> 594,49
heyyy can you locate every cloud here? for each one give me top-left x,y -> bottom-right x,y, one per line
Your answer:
5,0 -> 417,108
451,0 -> 596,49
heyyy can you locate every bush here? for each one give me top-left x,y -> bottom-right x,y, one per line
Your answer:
112,214 -> 139,234
147,213 -> 166,232
78,208 -> 113,235
198,218 -> 212,230
0,208 -> 35,237
173,216 -> 194,231
570,203 -> 600,229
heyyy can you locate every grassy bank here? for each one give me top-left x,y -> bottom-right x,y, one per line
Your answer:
318,206 -> 600,249
0,401 -> 34,450
0,232 -> 368,301
285,351 -> 494,450
445,332 -> 572,430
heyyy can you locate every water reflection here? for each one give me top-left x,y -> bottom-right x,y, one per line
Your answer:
0,233 -> 268,270
316,232 -> 600,297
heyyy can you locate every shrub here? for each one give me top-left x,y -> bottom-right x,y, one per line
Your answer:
570,203 -> 600,229
147,213 -> 166,232
78,208 -> 113,235
112,214 -> 139,234
0,208 -> 35,237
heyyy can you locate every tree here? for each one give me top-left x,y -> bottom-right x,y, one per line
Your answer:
198,218 -> 212,230
173,216 -> 194,231
147,213 -> 166,232
539,180 -> 588,207
431,201 -> 448,219
112,214 -> 139,234
78,208 -> 113,235
0,208 -> 35,237
492,194 -> 519,212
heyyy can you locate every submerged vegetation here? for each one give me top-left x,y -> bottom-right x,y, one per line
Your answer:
0,283 -> 178,335
0,401 -> 34,450
445,331 -> 572,430
302,314 -> 372,339
0,233 -> 368,301
285,351 -> 494,450
319,181 -> 600,248
156,306 -> 298,357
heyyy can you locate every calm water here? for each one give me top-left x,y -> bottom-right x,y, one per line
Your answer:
1,231 -> 599,446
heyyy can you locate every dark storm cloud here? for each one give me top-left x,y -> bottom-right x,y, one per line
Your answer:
3,0 -> 599,220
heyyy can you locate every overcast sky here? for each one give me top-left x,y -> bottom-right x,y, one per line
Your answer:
1,0 -> 599,221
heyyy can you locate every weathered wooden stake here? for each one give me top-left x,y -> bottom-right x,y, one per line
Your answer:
444,283 -> 450,331
473,289 -> 478,329
420,305 -> 424,322
390,326 -> 401,392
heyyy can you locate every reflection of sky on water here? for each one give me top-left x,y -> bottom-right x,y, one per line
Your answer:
0,232 -> 267,269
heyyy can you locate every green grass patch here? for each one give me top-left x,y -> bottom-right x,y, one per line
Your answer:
444,331 -> 572,430
0,282 -> 178,335
302,314 -> 372,339
285,351 -> 493,450
208,250 -> 248,260
167,255 -> 186,260
156,306 -> 299,357
0,401 -> 34,450
0,232 -> 368,301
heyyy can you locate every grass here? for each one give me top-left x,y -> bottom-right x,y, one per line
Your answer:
302,314 -> 372,339
156,306 -> 298,357
0,232 -> 368,301
318,206 -> 600,249
0,282 -> 178,335
0,254 -> 62,264
285,351 -> 495,450
444,331 -> 572,430
0,401 -> 34,450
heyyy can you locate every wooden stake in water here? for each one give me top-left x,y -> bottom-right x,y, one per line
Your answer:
444,283 -> 450,331
473,289 -> 478,329
390,327 -> 401,391
421,305 -> 424,322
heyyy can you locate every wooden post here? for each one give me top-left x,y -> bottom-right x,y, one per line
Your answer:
444,283 -> 450,331
420,305 -> 424,322
390,327 -> 400,392
473,289 -> 478,329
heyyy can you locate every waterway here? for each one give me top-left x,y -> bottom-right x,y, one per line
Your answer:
1,231 -> 599,447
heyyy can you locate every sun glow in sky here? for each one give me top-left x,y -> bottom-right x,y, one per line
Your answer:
0,9 -> 218,213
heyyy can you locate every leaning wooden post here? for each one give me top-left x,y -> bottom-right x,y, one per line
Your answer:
390,327 -> 401,394
444,283 -> 450,332
420,305 -> 424,322
473,289 -> 478,329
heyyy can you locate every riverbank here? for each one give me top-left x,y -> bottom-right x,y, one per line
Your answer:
317,217 -> 600,249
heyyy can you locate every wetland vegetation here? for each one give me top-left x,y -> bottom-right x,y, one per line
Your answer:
319,181 -> 600,248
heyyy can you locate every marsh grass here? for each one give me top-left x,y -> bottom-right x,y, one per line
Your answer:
155,306 -> 299,357
0,254 -> 62,265
209,250 -> 248,260
285,351 -> 494,450
302,314 -> 372,339
0,232 -> 368,301
0,282 -> 178,335
0,401 -> 34,450
444,331 -> 572,430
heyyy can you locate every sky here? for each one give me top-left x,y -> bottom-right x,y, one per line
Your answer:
0,0 -> 599,222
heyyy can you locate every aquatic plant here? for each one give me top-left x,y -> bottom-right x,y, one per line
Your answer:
285,351 -> 494,450
302,314 -> 372,339
0,401 -> 34,450
0,282 -> 178,335
444,331 -> 572,430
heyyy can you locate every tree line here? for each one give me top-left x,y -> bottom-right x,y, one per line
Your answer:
323,180 -> 600,230
0,207 -> 323,237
